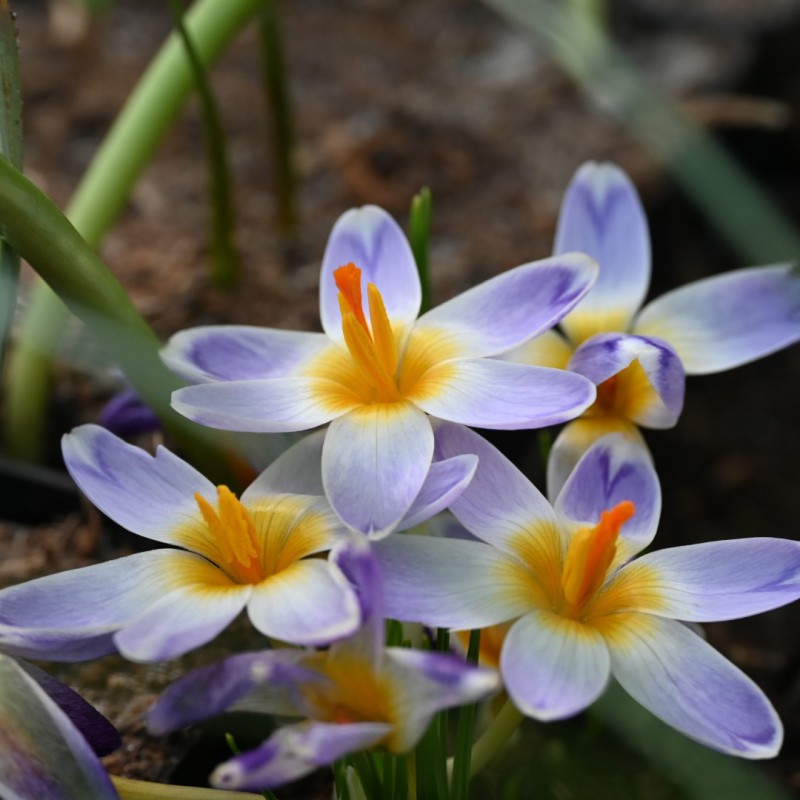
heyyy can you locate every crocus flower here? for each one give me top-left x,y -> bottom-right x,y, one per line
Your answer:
374,423 -> 800,758
161,205 -> 598,536
0,425 -> 475,664
0,653 -> 119,799
505,162 -> 800,494
148,538 -> 498,791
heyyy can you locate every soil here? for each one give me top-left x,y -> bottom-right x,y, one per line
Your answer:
3,0 -> 800,796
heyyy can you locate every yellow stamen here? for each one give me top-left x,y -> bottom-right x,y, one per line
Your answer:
194,486 -> 264,585
561,500 -> 635,615
367,283 -> 398,377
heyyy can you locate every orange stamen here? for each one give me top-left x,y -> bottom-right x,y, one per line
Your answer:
334,263 -> 369,332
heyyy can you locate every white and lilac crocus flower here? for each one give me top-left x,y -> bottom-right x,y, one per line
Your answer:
0,425 -> 475,664
505,161 -> 800,494
374,423 -> 800,758
0,653 -> 120,799
148,538 -> 498,791
161,205 -> 599,537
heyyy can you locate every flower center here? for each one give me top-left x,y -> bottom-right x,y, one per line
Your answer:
560,500 -> 635,617
334,263 -> 400,402
195,486 -> 265,585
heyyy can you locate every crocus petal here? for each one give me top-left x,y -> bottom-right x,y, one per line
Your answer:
374,535 -> 534,629
634,264 -> 800,374
322,403 -> 434,537
555,162 -> 650,342
412,359 -> 595,431
212,722 -> 392,791
99,389 -> 160,437
554,433 -> 661,557
148,650 -> 305,735
245,429 -> 327,497
18,661 -> 120,756
432,421 -> 559,553
501,609 -> 610,720
396,454 -> 478,531
500,328 -> 574,370
414,253 -> 597,358
0,551 -> 186,661
247,559 -> 360,646
161,326 -> 330,383
605,614 -> 781,758
0,654 -> 119,800
172,377 -> 354,432
568,333 -> 685,428
632,538 -> 800,621
320,206 -> 421,342
62,424 -> 215,545
114,575 -> 251,662
546,417 -> 646,502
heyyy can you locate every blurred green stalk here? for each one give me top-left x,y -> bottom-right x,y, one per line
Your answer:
4,0 -> 263,461
409,187 -> 433,313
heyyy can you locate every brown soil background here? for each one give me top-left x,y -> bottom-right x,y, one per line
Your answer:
3,0 -> 800,795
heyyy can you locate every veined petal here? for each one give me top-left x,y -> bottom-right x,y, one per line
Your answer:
556,162 -> 650,342
433,422 -> 559,553
161,326 -> 330,383
62,425 -> 215,545
412,359 -> 596,431
634,264 -> 800,374
631,538 -> 800,621
414,253 -> 597,358
500,329 -> 574,370
0,656 -> 119,800
320,206 -> 420,343
0,551 -> 185,661
212,722 -> 392,791
322,404 -> 433,537
568,333 -> 685,428
603,614 -> 782,758
114,569 -> 251,662
501,609 -> 610,720
554,433 -> 660,558
373,535 -> 534,629
172,377 -> 355,432
245,429 -> 327,497
247,559 -> 360,646
396,454 -> 478,532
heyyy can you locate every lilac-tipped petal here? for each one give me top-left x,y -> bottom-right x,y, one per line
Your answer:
62,425 -> 214,544
546,416 -> 646,502
501,609 -> 610,720
556,162 -> 650,341
99,389 -> 161,437
396,454 -> 478,532
414,253 -> 597,358
162,326 -> 329,383
172,378 -> 353,432
606,614 -> 782,758
0,654 -> 119,800
148,650 -> 305,735
568,333 -> 685,428
114,579 -> 250,662
634,264 -> 800,374
244,429 -> 326,498
320,206 -> 421,342
0,551 -> 185,661
555,433 -> 661,556
433,422 -> 559,553
322,403 -> 434,537
501,329 -> 574,370
413,359 -> 596,431
632,538 -> 800,621
212,721 -> 392,791
18,661 -> 120,756
374,535 -> 533,629
247,559 -> 360,646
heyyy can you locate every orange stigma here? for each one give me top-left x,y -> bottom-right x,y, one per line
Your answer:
561,500 -> 635,615
334,263 -> 369,332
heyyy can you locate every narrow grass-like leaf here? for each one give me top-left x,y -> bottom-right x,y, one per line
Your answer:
450,630 -> 481,800
111,776 -> 264,799
168,0 -> 239,289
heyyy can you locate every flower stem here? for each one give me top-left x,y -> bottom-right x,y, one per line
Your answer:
465,697 -> 524,778
112,775 -> 263,799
